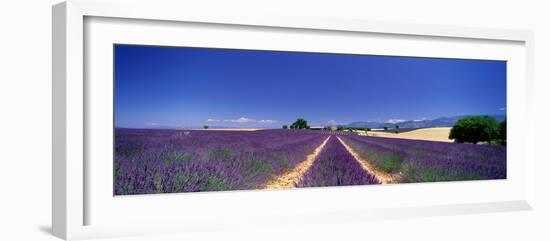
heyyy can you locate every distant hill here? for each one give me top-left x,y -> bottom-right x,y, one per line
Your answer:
345,114 -> 505,129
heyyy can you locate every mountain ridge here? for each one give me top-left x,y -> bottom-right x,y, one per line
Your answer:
345,114 -> 506,129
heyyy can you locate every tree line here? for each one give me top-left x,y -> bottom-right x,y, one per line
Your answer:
281,116 -> 507,146
449,115 -> 506,145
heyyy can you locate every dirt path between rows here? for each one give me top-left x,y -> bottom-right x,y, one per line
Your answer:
262,136 -> 331,189
336,136 -> 399,184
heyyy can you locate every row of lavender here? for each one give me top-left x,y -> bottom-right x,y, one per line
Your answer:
115,128 -> 328,195
297,137 -> 380,187
340,135 -> 506,182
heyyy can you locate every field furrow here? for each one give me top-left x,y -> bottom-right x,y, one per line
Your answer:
336,137 -> 399,184
263,136 -> 331,189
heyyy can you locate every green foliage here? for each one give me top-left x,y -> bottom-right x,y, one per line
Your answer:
162,151 -> 193,165
418,168 -> 442,182
117,142 -> 146,158
200,175 -> 229,191
351,127 -> 369,133
271,152 -> 290,171
499,119 -> 507,145
240,156 -> 273,180
207,148 -> 232,160
383,126 -> 388,130
282,124 -> 288,129
203,125 -> 209,129
172,171 -> 194,192
290,118 -> 310,129
154,172 -> 164,193
337,125 -> 345,131
380,155 -> 403,173
449,116 -> 500,144
395,125 -> 400,129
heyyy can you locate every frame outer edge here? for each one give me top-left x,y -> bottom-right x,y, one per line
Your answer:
67,0 -> 85,240
54,1 -> 535,239
53,1 -> 86,240
73,0 -> 530,42
52,2 -> 68,240
524,32 -> 536,209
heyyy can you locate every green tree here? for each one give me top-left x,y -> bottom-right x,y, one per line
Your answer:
337,125 -> 345,131
449,116 -> 500,144
383,126 -> 388,131
203,125 -> 209,129
290,118 -> 309,129
282,124 -> 288,129
395,125 -> 400,129
499,119 -> 507,145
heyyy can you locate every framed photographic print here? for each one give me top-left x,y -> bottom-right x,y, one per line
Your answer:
113,44 -> 507,194
53,0 -> 535,240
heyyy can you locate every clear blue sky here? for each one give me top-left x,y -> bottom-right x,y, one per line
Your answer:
114,45 -> 506,128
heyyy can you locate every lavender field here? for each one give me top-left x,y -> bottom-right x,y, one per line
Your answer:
115,128 -> 328,195
114,128 -> 506,195
339,135 -> 506,183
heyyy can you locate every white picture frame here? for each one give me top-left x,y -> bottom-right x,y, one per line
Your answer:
52,1 -> 535,240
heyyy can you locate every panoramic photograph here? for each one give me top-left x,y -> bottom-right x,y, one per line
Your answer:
114,44 -> 507,195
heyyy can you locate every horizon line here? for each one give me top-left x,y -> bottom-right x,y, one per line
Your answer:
116,113 -> 506,129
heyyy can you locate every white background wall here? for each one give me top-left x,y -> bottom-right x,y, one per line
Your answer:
0,0 -> 548,240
